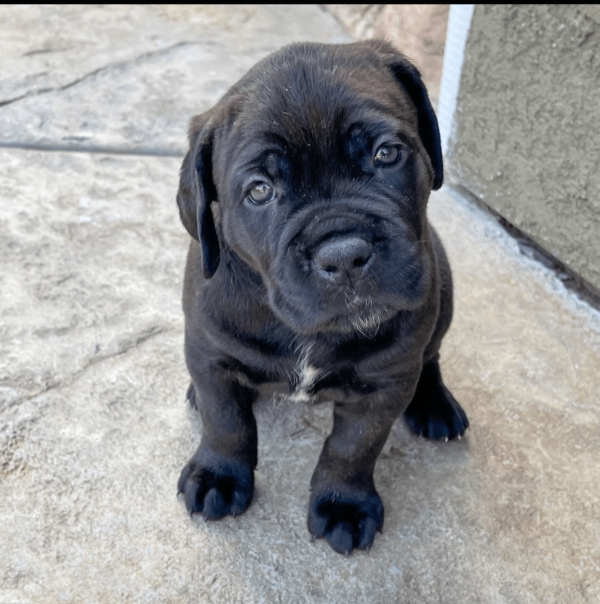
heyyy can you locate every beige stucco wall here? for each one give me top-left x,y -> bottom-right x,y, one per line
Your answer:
447,4 -> 600,291
324,5 -> 448,102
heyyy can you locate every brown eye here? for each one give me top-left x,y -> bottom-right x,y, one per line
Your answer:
248,182 -> 274,205
374,144 -> 400,166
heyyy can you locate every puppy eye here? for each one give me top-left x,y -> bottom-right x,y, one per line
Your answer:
374,144 -> 400,166
248,182 -> 274,205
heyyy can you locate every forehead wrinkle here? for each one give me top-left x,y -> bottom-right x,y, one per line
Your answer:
226,57 -> 419,195
348,116 -> 421,151
251,60 -> 356,138
231,124 -> 288,172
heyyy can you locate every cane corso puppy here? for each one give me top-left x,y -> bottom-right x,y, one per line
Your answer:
176,40 -> 469,555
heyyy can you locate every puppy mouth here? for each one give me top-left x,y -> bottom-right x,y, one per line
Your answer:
267,286 -> 399,335
267,271 -> 424,336
338,293 -> 400,336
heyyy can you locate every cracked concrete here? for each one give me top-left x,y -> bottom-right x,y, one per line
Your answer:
1,5 -> 599,604
0,42 -> 200,108
0,5 -> 349,154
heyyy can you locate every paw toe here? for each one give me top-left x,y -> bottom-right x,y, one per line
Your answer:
356,516 -> 380,551
328,521 -> 354,556
202,487 -> 228,521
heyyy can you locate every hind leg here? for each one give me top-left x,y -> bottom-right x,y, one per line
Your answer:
403,356 -> 469,441
403,227 -> 469,441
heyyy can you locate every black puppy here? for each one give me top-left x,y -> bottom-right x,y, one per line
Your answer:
176,40 -> 468,555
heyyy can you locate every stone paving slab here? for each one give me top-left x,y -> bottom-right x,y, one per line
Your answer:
0,5 -> 349,153
1,5 -> 600,604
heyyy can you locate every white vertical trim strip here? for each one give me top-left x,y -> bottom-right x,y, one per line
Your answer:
438,4 -> 475,156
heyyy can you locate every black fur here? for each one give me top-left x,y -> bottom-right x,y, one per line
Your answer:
175,40 -> 468,555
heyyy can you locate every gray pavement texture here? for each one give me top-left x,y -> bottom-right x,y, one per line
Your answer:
1,5 -> 599,604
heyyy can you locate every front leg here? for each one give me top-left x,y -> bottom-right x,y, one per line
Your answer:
308,392 -> 407,555
178,363 -> 258,521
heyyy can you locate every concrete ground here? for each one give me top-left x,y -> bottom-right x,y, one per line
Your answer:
1,6 -> 599,604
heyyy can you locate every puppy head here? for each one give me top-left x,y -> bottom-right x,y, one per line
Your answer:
177,40 -> 443,333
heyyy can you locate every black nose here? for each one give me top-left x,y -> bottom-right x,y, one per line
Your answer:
313,236 -> 374,281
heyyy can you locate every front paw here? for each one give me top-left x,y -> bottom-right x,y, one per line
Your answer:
308,485 -> 384,555
177,455 -> 253,521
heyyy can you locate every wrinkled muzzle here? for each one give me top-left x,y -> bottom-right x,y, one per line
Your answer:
267,203 -> 428,334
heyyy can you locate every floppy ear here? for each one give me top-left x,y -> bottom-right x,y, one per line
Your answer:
177,111 -> 220,278
388,57 -> 443,190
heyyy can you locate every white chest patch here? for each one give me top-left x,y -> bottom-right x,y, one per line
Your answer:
288,359 -> 321,404
298,364 -> 320,390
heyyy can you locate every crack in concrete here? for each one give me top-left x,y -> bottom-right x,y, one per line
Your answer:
0,41 -> 198,108
87,324 -> 170,368
1,324 -> 173,413
508,43 -> 538,62
0,142 -> 185,158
